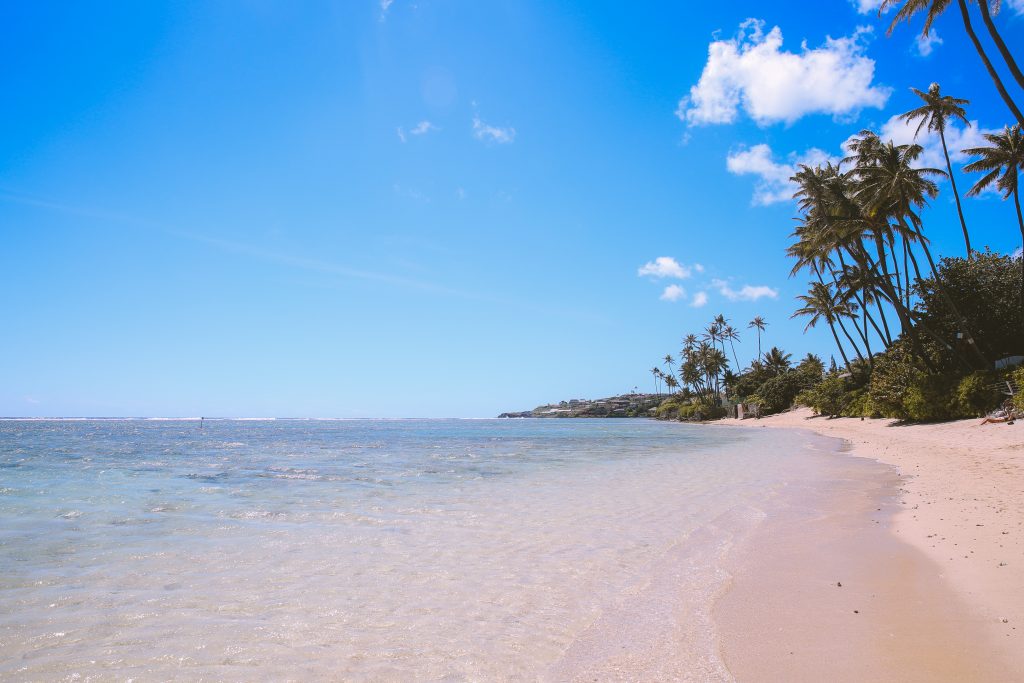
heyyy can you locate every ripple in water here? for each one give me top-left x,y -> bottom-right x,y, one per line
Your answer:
0,418 -> 840,680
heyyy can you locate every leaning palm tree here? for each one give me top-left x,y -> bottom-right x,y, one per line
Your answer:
722,324 -> 741,369
792,282 -> 855,369
880,0 -> 1024,126
899,83 -> 973,256
663,354 -> 675,381
855,140 -> 989,368
963,124 -> 1024,307
747,316 -> 767,361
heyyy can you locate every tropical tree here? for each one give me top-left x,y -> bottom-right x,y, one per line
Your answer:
651,366 -> 663,395
792,281 -> 858,369
899,83 -> 973,255
663,354 -> 675,381
963,124 -> 1024,307
854,140 -> 989,368
880,0 -> 1024,127
762,347 -> 792,376
748,316 -> 767,360
722,323 -> 742,369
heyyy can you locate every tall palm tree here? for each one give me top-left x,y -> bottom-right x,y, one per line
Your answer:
663,354 -> 675,382
722,324 -> 741,369
792,282 -> 856,369
651,366 -> 663,395
963,124 -> 1024,308
880,0 -> 1024,127
899,83 -> 973,256
747,316 -> 767,361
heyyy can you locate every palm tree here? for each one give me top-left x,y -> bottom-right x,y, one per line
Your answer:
762,347 -> 792,376
899,83 -> 973,256
963,124 -> 1024,308
855,140 -> 989,368
748,316 -> 767,360
792,281 -> 856,369
651,367 -> 663,395
722,324 -> 742,369
664,374 -> 679,394
663,354 -> 675,382
880,0 -> 1024,127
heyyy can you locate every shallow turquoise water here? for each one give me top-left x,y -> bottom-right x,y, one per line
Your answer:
0,418 -> 840,681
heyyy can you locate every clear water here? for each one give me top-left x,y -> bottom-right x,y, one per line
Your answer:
0,418 -> 844,681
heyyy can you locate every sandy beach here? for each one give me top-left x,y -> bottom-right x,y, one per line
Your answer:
713,408 -> 1024,681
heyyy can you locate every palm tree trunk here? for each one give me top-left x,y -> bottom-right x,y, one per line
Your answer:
903,238 -> 911,310
728,340 -> 740,370
830,252 -> 889,349
835,315 -> 865,363
1013,186 -> 1024,320
828,321 -> 852,369
863,306 -> 874,370
849,244 -> 894,345
977,0 -> 1024,93
939,127 -> 972,256
957,0 -> 1024,127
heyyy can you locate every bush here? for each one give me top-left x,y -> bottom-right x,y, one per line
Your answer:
956,372 -> 1001,417
868,344 -> 920,420
753,372 -> 811,415
902,373 -> 961,422
1014,367 -> 1024,413
797,373 -> 847,417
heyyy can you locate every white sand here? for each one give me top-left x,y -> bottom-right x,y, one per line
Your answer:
715,407 -> 1024,675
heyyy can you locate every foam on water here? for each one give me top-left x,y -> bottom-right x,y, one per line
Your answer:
0,418 -> 842,681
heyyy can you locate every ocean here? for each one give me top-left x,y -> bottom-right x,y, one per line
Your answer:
0,418 -> 847,681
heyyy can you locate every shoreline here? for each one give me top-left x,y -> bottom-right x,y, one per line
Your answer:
711,409 -> 1024,679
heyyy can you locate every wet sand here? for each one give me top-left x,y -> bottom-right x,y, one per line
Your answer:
713,409 -> 1024,681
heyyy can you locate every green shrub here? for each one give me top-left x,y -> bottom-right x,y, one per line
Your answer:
753,372 -> 811,415
1014,367 -> 1024,413
841,388 -> 878,418
868,344 -> 920,420
902,373 -> 961,422
956,372 -> 1001,417
797,373 -> 847,417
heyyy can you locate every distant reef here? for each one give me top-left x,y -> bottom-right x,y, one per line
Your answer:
498,393 -> 663,418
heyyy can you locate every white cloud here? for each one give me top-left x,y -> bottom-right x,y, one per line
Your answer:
726,144 -> 837,205
381,0 -> 394,13
472,115 -> 516,144
851,0 -> 884,13
679,19 -> 890,126
638,256 -> 698,279
660,284 -> 687,302
691,291 -> 709,308
398,120 -> 439,142
712,278 -> 778,301
1006,0 -> 1024,15
411,120 -> 438,135
914,31 -> 943,57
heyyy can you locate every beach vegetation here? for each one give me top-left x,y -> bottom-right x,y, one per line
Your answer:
650,9 -> 1023,423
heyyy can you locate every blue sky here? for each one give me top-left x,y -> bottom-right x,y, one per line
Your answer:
2,1 -> 1023,417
